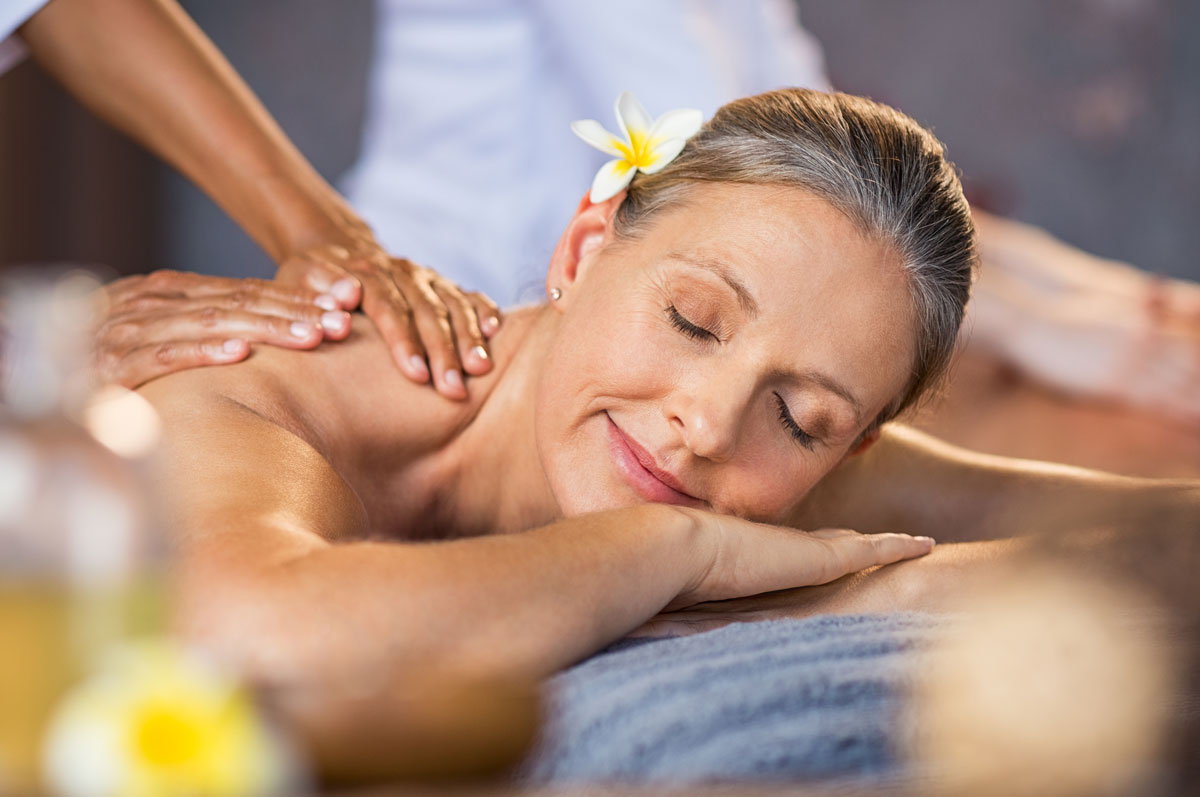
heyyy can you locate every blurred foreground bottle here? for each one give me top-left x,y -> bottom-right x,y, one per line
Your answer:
0,268 -> 165,795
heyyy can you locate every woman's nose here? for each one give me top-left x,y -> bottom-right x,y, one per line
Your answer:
664,380 -> 751,463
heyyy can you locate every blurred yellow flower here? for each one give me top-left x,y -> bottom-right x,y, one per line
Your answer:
42,639 -> 297,797
571,91 -> 703,202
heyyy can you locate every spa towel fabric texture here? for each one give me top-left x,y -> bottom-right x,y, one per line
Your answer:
522,613 -> 940,786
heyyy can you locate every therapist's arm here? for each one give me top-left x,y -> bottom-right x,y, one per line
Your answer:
968,209 -> 1200,423
17,0 -> 499,394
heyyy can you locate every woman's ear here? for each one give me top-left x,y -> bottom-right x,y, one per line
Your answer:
545,191 -> 625,307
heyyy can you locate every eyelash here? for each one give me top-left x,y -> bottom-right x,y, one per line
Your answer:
667,304 -> 718,342
666,305 -> 816,451
775,394 -> 816,451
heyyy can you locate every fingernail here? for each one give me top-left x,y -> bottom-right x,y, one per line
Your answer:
331,279 -> 357,303
470,345 -> 489,362
314,294 -> 339,311
291,321 -> 314,338
916,536 -> 936,545
408,355 -> 429,380
222,338 -> 245,355
481,316 -> 500,335
444,369 -> 463,390
320,311 -> 348,332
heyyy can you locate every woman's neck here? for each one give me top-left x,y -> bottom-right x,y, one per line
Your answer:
427,305 -> 564,537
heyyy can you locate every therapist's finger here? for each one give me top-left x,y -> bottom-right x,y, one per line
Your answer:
352,266 -> 438,386
470,291 -> 503,339
117,308 -> 351,350
432,281 -> 492,376
96,338 -> 250,389
276,256 -> 363,309
345,255 -> 472,398
395,271 -> 469,399
172,295 -> 351,340
110,271 -> 326,308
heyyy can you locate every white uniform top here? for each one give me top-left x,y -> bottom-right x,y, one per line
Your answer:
0,0 -> 45,74
341,0 -> 830,303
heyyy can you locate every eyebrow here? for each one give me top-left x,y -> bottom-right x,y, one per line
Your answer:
667,252 -> 760,318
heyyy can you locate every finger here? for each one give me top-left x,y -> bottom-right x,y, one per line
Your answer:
827,531 -> 935,579
402,281 -> 467,398
279,257 -> 363,309
353,269 -> 434,386
168,296 -> 353,341
808,528 -> 861,540
470,292 -> 503,338
434,283 -> 492,376
140,308 -> 350,349
106,338 -> 250,389
110,273 -> 330,313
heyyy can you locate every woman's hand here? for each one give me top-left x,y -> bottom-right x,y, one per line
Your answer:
96,270 -> 352,389
277,242 -> 502,400
669,509 -> 934,612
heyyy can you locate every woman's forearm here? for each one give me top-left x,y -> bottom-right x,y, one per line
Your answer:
633,538 -> 1032,638
795,424 -> 1200,543
20,0 -> 366,261
175,504 -> 709,685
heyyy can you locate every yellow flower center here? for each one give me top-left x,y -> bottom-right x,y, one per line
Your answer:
131,703 -> 204,767
615,128 -> 661,169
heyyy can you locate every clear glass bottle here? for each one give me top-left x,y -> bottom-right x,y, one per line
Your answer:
0,267 -> 165,795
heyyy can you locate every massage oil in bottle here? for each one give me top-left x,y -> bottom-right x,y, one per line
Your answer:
0,269 -> 165,794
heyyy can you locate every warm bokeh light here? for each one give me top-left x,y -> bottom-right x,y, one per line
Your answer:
911,563 -> 1173,796
83,386 -> 162,460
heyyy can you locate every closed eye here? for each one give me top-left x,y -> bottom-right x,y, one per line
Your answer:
667,305 -> 718,342
774,393 -> 816,451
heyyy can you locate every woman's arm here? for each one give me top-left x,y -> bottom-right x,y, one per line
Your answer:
18,0 -> 498,392
144,386 -> 932,685
793,424 -> 1200,543
646,425 -> 1198,639
628,538 -> 1031,638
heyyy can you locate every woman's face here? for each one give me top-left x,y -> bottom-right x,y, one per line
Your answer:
535,183 -> 916,523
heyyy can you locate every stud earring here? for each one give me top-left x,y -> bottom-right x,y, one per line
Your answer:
549,287 -> 563,301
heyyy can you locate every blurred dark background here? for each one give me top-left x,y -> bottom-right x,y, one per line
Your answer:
1,0 -> 1197,283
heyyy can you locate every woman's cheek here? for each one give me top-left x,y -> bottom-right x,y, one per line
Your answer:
749,458 -> 825,519
601,315 -> 679,382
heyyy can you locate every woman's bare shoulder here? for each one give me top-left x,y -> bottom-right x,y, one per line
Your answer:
135,315 -> 490,541
139,315 -> 479,455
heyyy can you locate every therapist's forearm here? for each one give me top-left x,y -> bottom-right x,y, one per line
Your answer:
19,0 -> 366,261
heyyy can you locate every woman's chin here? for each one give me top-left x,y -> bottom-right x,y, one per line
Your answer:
554,491 -> 636,519
549,473 -> 648,519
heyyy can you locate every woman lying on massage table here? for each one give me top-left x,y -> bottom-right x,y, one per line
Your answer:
131,89 -> 1198,686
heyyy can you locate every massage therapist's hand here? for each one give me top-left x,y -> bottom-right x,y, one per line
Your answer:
277,240 -> 502,400
666,509 -> 935,613
95,270 -> 353,389
972,211 -> 1200,424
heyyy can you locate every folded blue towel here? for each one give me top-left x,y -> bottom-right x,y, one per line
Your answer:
522,613 -> 940,785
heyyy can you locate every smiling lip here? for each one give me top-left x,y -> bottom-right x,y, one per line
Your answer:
605,414 -> 702,507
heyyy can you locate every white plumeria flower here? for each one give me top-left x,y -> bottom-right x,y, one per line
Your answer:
571,91 -> 703,202
42,639 -> 300,797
